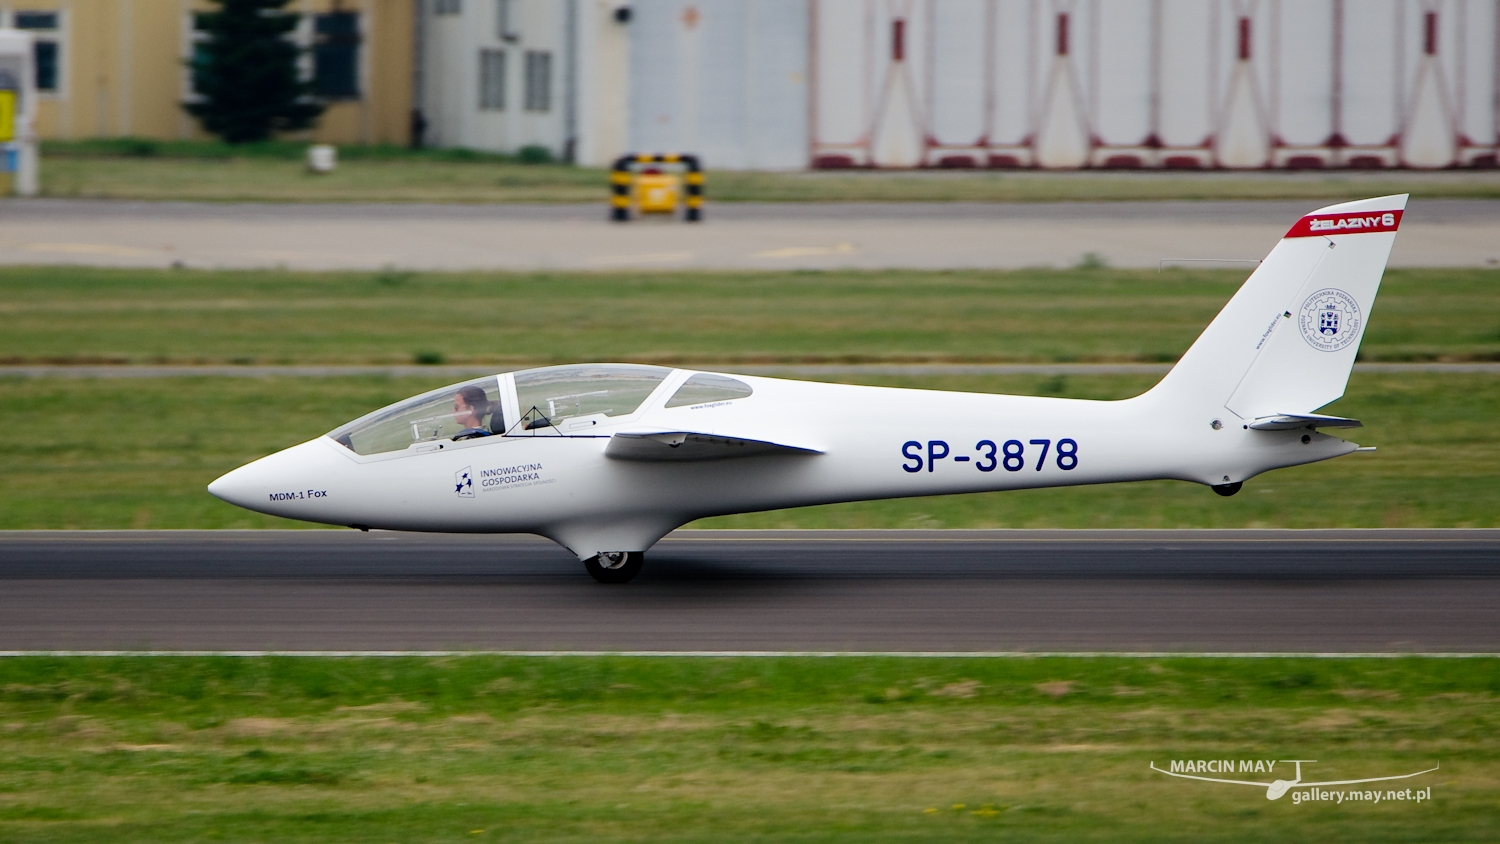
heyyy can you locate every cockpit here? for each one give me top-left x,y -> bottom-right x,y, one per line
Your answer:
327,364 -> 754,456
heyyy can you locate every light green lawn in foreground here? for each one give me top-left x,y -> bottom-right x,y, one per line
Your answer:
34,152 -> 1500,202
0,372 -> 1494,530
2,267 -> 1497,366
0,655 -> 1494,843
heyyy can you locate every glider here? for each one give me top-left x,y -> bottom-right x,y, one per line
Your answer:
210,195 -> 1406,582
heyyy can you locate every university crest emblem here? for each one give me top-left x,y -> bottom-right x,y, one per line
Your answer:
1298,288 -> 1361,352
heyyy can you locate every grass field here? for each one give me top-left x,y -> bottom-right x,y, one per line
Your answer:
34,146 -> 1500,203
1,265 -> 1495,530
0,654 -> 1493,843
2,266 -> 1496,367
1,371 -> 1495,530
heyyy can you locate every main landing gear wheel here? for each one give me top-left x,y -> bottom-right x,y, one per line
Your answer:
584,551 -> 644,584
1212,482 -> 1243,497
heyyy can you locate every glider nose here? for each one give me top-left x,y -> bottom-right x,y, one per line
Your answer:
207,462 -> 258,510
208,439 -> 346,516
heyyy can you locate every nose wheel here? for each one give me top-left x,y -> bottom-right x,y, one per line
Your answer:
584,551 -> 645,583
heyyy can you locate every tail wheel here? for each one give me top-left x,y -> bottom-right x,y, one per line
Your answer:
584,551 -> 644,584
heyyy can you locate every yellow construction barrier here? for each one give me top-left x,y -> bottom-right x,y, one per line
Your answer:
609,153 -> 703,222
0,90 -> 14,142
0,91 -> 14,194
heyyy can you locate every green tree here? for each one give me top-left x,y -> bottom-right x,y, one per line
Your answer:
185,0 -> 324,143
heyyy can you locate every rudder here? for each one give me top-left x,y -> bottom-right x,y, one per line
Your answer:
1147,194 -> 1406,423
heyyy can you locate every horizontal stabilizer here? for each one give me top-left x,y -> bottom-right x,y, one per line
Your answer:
1248,413 -> 1363,431
606,430 -> 823,462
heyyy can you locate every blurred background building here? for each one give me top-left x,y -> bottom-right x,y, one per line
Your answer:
798,0 -> 1500,171
3,0 -> 1496,168
0,0 -> 412,144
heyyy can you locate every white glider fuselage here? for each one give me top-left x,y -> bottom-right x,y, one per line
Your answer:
216,376 -> 1352,558
209,194 -> 1406,568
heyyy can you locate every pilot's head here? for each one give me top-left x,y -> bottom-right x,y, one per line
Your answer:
453,385 -> 490,429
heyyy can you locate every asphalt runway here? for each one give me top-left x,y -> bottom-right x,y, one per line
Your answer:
0,530 -> 1495,653
1,198 -> 1497,270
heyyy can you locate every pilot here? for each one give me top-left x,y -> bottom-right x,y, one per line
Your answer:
451,385 -> 494,440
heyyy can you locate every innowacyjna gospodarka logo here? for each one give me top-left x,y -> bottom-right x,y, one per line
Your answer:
1151,759 -> 1438,802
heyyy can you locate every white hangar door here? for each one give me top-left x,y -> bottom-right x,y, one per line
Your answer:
808,0 -> 1131,169
809,0 -> 948,168
628,0 -> 808,170
420,0 -> 474,149
809,0 -> 1499,170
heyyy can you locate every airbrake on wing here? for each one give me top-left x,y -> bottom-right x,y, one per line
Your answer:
606,429 -> 824,461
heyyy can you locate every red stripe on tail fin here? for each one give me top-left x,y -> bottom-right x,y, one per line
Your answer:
1285,210 -> 1402,238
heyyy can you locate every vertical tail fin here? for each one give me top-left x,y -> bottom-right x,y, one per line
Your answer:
1147,194 -> 1406,422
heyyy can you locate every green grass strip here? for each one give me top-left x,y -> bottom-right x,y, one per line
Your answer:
32,148 -> 1500,202
1,371 -> 1494,529
2,266 -> 1496,366
1,266 -> 1494,529
0,654 -> 1492,843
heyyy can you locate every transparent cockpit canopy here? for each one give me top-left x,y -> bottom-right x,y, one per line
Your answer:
514,364 -> 671,426
664,373 -> 755,408
326,365 -> 674,454
329,376 -> 503,455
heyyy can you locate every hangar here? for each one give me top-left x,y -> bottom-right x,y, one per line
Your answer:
4,0 -> 1495,169
426,0 -> 1500,170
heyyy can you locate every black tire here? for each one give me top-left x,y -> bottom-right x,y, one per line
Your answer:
584,551 -> 644,584
1212,481 -> 1243,497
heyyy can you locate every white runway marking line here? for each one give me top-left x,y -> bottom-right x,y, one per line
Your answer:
0,651 -> 1495,658
753,243 -> 857,258
22,242 -> 161,258
584,251 -> 694,266
657,537 -> 1491,544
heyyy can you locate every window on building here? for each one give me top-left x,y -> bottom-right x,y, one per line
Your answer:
13,11 -> 57,28
13,11 -> 61,93
434,0 -> 462,16
496,0 -> 518,41
479,49 -> 506,110
313,12 -> 360,99
523,50 -> 550,112
185,13 -> 213,99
